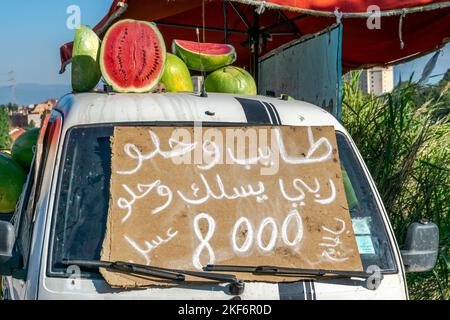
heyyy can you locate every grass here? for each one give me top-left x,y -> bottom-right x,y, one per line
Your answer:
342,71 -> 449,299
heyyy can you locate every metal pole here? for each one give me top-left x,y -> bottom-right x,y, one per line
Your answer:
253,11 -> 260,88
223,0 -> 228,43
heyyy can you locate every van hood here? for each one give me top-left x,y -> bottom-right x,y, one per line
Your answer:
37,274 -> 407,300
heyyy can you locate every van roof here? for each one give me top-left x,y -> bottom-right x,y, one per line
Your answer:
55,92 -> 345,131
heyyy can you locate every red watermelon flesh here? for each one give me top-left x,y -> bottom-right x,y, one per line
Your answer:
172,40 -> 236,72
100,19 -> 166,93
175,40 -> 232,55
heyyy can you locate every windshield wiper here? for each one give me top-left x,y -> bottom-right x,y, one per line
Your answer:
62,260 -> 245,295
63,259 -> 184,281
204,264 -> 378,280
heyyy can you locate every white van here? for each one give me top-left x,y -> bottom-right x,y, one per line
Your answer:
0,92 -> 439,300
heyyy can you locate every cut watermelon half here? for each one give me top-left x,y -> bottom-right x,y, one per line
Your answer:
100,19 -> 166,93
172,40 -> 237,72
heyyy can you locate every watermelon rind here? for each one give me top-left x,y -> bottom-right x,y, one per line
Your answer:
100,19 -> 167,93
11,128 -> 39,170
205,66 -> 257,95
172,40 -> 237,72
0,153 -> 27,213
160,53 -> 193,92
72,25 -> 102,92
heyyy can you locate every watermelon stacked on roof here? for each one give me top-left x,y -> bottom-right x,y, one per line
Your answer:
70,19 -> 257,95
172,39 -> 257,95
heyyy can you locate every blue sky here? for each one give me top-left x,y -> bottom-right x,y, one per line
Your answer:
0,1 -> 448,87
395,44 -> 450,84
0,0 -> 113,86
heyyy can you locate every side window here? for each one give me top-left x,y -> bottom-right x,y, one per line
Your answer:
11,161 -> 36,265
15,164 -> 36,266
336,133 -> 396,272
12,114 -> 60,268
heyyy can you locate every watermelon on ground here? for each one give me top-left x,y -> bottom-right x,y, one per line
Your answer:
11,128 -> 39,170
0,153 -> 27,213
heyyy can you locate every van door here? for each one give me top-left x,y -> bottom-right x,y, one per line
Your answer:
3,113 -> 62,300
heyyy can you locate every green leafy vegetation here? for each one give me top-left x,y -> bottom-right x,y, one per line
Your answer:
342,70 -> 449,300
0,106 -> 10,149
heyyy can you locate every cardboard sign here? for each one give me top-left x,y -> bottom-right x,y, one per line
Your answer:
101,126 -> 363,287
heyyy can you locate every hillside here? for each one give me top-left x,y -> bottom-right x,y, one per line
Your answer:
0,83 -> 71,105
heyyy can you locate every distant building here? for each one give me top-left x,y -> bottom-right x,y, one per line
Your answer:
30,99 -> 56,116
8,99 -> 57,129
27,99 -> 57,127
27,113 -> 41,127
359,66 -> 394,95
9,113 -> 28,128
8,106 -> 28,116
9,127 -> 26,142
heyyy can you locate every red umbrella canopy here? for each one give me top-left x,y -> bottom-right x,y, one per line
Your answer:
60,0 -> 450,73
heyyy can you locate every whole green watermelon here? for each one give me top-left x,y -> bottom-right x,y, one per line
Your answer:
0,153 -> 27,213
204,66 -> 257,95
160,53 -> 193,92
72,25 -> 102,92
11,128 -> 39,170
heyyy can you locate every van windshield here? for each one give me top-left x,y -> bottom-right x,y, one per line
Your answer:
48,125 -> 396,278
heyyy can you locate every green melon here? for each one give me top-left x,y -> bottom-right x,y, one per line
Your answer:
11,128 -> 39,170
205,66 -> 257,95
72,25 -> 102,92
160,53 -> 193,92
0,153 -> 27,213
172,40 -> 236,72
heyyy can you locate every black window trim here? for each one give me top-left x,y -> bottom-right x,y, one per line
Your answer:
13,156 -> 36,268
336,131 -> 398,275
